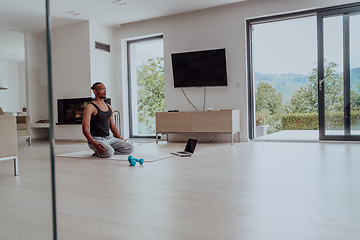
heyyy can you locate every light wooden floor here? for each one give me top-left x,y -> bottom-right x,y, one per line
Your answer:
1,140 -> 359,240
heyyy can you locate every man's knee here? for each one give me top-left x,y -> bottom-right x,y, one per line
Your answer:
124,141 -> 134,153
99,147 -> 114,158
125,144 -> 134,154
113,141 -> 134,155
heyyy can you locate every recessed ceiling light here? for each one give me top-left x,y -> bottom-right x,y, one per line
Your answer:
1,26 -> 15,30
113,0 -> 126,6
67,11 -> 81,16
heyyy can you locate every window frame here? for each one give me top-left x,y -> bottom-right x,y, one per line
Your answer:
127,35 -> 164,138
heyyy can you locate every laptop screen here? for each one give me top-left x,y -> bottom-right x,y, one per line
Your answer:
184,139 -> 198,153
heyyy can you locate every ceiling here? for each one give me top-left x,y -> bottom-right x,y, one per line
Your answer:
51,0 -> 247,29
0,0 -> 247,62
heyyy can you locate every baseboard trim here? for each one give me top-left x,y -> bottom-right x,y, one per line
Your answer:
55,139 -> 87,143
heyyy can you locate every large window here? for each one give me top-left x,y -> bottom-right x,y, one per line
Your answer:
318,6 -> 360,140
127,36 -> 164,137
251,16 -> 317,139
248,3 -> 360,141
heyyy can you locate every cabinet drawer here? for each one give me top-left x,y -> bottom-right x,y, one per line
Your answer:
156,112 -> 192,132
192,111 -> 233,132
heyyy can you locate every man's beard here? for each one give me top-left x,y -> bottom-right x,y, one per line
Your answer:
101,96 -> 106,99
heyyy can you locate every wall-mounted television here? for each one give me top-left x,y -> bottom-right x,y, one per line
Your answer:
171,48 -> 228,88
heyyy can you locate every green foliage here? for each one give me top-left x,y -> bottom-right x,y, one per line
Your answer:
255,111 -> 266,126
285,85 -> 317,113
351,110 -> 360,130
255,62 -> 360,134
325,110 -> 360,130
255,72 -> 308,103
286,61 -> 344,114
267,119 -> 282,134
137,58 -> 165,133
351,88 -> 360,111
254,67 -> 360,110
281,61 -> 359,131
255,67 -> 360,104
255,82 -> 283,115
281,113 -> 319,130
350,67 -> 360,92
255,83 -> 285,134
281,110 -> 360,130
322,63 -> 344,112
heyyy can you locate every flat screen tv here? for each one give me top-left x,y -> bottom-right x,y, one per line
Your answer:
171,48 -> 228,88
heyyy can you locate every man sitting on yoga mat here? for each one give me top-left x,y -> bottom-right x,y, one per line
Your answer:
82,82 -> 134,158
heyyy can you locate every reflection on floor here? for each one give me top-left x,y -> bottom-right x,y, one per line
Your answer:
254,130 -> 320,142
0,140 -> 359,239
254,130 -> 360,142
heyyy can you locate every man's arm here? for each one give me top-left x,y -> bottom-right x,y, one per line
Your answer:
108,105 -> 123,140
82,104 -> 105,155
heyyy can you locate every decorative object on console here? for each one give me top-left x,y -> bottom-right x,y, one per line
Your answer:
36,119 -> 50,123
17,116 -> 31,146
0,78 -> 8,90
113,110 -> 121,135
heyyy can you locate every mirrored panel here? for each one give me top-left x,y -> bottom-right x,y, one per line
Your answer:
323,15 -> 345,135
350,13 -> 360,134
0,0 -> 54,239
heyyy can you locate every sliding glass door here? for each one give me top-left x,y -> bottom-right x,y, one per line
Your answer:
127,36 -> 164,138
318,5 -> 360,140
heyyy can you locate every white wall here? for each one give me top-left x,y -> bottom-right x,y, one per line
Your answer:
0,59 -> 20,112
52,21 -> 115,140
113,0 -> 358,142
51,21 -> 91,140
89,21 -> 114,102
24,33 -> 49,139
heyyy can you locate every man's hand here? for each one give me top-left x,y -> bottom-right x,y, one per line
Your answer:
95,143 -> 105,156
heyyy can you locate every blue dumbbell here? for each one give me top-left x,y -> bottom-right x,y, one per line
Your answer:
128,157 -> 136,166
128,155 -> 144,166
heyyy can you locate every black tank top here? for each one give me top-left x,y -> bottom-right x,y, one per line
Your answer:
89,102 -> 112,137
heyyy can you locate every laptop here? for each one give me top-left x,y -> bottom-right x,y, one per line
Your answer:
171,139 -> 198,157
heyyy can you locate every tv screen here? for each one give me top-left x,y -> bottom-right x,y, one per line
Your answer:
171,48 -> 228,88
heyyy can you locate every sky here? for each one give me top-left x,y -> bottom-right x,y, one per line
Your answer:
133,39 -> 164,66
253,14 -> 360,76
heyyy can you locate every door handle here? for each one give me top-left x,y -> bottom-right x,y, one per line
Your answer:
319,73 -> 331,91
